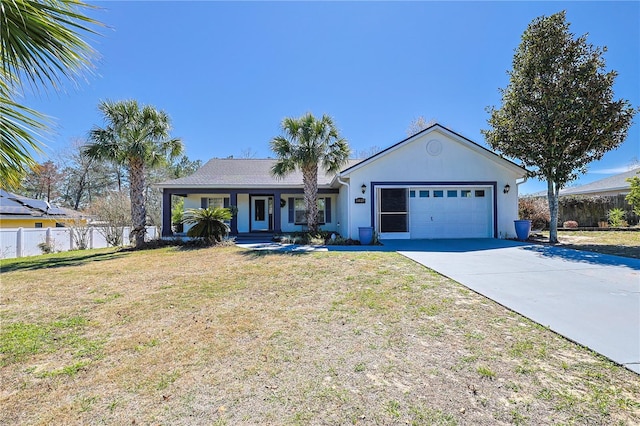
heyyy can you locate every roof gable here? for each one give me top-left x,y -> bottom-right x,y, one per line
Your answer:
339,123 -> 527,177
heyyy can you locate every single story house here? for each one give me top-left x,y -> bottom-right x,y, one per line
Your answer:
157,124 -> 528,240
0,189 -> 83,229
556,167 -> 639,197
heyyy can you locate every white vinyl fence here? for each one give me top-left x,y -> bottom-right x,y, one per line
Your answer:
0,226 -> 159,259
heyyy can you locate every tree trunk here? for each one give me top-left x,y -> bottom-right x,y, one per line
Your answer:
129,158 -> 147,248
302,164 -> 319,233
547,180 -> 560,244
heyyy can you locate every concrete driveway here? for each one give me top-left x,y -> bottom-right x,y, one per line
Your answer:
384,239 -> 640,374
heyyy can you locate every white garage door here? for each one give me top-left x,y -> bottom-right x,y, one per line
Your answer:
409,187 -> 492,238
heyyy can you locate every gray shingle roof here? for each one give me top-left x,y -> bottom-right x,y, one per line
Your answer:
527,167 -> 640,197
157,158 -> 363,188
560,167 -> 639,196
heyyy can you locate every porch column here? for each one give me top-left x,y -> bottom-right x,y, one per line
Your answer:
230,192 -> 238,235
273,192 -> 281,233
161,189 -> 173,237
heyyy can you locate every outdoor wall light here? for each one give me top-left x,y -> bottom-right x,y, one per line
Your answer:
503,184 -> 511,194
361,183 -> 367,194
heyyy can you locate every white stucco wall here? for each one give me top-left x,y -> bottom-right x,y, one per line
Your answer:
341,129 -> 524,239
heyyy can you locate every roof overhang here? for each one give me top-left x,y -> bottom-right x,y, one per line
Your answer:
337,123 -> 528,179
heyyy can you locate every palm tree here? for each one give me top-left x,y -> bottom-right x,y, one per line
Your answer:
182,207 -> 232,244
270,113 -> 350,233
1,0 -> 100,188
85,100 -> 183,248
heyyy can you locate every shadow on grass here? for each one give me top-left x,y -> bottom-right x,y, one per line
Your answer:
522,244 -> 640,270
0,250 -> 129,274
556,244 -> 640,260
239,248 -> 313,259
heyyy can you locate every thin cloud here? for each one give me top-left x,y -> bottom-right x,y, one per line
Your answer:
588,165 -> 639,174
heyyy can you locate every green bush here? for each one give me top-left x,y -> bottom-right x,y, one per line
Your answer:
182,207 -> 232,244
607,208 -> 626,227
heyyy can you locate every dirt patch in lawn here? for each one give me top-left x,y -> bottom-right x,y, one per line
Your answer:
1,247 -> 639,425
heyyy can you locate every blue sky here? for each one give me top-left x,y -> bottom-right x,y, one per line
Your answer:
23,1 -> 639,195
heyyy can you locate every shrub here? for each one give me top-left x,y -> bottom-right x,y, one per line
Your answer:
519,197 -> 550,230
182,207 -> 232,244
562,221 -> 578,228
89,192 -> 131,247
626,175 -> 640,216
607,208 -> 626,227
37,241 -> 55,254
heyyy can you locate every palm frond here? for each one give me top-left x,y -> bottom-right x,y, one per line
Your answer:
0,0 -> 102,93
183,207 -> 231,243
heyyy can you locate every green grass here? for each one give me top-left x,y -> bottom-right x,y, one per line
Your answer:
0,315 -> 99,366
476,365 -> 497,379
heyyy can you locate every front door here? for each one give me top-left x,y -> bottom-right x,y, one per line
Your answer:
251,196 -> 271,231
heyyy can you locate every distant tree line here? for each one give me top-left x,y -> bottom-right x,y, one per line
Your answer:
13,140 -> 201,228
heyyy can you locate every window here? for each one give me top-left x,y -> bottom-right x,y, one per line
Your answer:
55,222 -> 65,227
379,188 -> 407,232
447,190 -> 457,197
419,190 -> 429,198
475,190 -> 485,197
35,222 -> 43,228
255,199 -> 266,221
294,198 -> 326,224
207,197 -> 226,209
433,190 -> 444,198
207,197 -> 231,224
409,190 -> 416,198
461,190 -> 472,198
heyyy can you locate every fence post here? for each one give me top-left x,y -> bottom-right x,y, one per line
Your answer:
16,227 -> 23,258
89,228 -> 94,249
46,228 -> 52,249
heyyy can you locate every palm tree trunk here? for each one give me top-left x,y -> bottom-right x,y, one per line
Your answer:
129,158 -> 147,248
302,164 -> 319,233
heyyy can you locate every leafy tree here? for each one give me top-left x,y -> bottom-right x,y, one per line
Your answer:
183,207 -> 231,244
270,113 -> 350,232
626,173 -> 640,216
0,0 -> 100,188
483,11 -> 636,243
85,100 -> 183,248
20,160 -> 62,202
169,155 -> 202,179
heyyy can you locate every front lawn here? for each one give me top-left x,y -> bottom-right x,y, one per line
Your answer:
1,247 -> 639,425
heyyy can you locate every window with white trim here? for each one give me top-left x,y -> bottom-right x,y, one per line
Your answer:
294,198 -> 326,224
207,197 -> 227,208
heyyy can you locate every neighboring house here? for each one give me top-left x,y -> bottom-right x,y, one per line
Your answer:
157,124 -> 528,240
0,189 -> 82,228
557,167 -> 639,197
